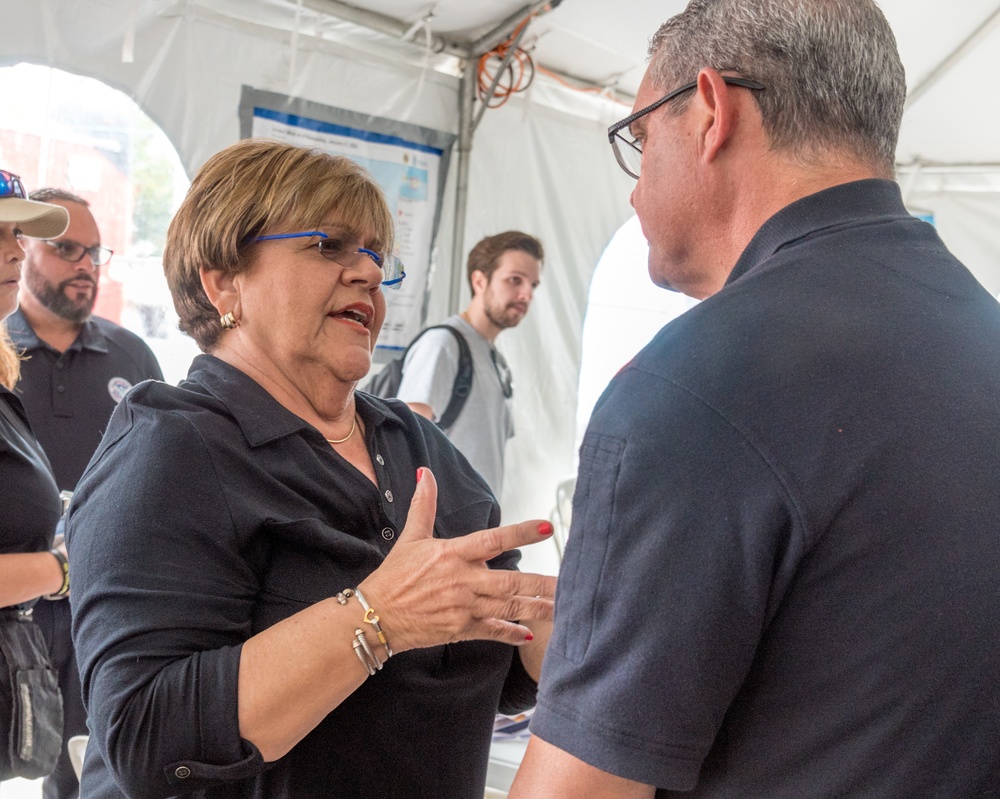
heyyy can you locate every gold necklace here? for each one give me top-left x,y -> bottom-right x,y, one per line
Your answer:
325,415 -> 357,445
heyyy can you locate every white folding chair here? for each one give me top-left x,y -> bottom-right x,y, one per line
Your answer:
67,735 -> 89,782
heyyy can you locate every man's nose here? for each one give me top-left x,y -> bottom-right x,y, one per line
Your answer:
74,254 -> 98,272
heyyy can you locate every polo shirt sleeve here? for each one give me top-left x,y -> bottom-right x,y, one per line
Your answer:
396,330 -> 460,421
67,391 -> 263,797
530,366 -> 805,791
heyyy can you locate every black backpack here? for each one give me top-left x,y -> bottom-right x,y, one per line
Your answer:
364,325 -> 473,431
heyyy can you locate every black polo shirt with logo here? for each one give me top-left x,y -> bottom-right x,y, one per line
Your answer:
8,310 -> 163,491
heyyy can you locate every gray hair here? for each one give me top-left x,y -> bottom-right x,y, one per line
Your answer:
649,0 -> 906,173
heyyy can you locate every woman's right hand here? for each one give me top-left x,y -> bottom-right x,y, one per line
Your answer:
359,467 -> 557,654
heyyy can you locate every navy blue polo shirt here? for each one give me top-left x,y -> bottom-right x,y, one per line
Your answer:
8,310 -> 163,491
533,179 -> 1000,797
67,354 -> 535,799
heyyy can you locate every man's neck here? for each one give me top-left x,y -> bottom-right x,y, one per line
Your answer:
18,294 -> 84,354
460,304 -> 500,346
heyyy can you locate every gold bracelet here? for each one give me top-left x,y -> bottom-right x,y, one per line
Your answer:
354,587 -> 393,659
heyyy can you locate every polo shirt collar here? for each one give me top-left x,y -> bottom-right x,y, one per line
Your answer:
726,178 -> 909,288
6,309 -> 109,354
187,354 -> 407,448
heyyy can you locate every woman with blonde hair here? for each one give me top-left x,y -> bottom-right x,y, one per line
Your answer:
0,168 -> 70,780
67,139 -> 555,799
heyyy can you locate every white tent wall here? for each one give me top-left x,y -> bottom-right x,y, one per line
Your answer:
0,0 -> 464,176
462,86 -> 633,562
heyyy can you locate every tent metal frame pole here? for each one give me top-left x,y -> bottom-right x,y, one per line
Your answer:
447,3 -> 559,314
449,57 -> 477,315
471,20 -> 530,134
905,3 -> 1000,109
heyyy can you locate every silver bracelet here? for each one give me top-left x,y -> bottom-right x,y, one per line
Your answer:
335,589 -> 354,605
351,628 -> 381,675
354,587 -> 393,659
338,588 -> 388,676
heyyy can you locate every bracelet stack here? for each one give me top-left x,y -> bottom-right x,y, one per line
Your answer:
48,549 -> 70,598
337,588 -> 393,676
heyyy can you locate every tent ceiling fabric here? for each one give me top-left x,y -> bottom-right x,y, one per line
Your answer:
170,0 -> 1000,167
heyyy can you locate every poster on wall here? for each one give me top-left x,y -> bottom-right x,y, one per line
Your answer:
239,87 -> 455,355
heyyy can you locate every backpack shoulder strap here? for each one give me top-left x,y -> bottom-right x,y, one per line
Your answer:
435,325 -> 473,431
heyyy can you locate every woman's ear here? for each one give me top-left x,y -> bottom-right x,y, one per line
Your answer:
200,267 -> 240,319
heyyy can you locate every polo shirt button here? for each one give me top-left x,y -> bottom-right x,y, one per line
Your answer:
381,527 -> 395,540
56,385 -> 66,393
174,766 -> 191,779
384,490 -> 393,503
55,362 -> 64,370
376,453 -> 384,465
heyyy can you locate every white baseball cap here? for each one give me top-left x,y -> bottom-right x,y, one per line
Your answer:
0,169 -> 70,239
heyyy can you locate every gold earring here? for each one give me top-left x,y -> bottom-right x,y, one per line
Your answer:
220,311 -> 239,330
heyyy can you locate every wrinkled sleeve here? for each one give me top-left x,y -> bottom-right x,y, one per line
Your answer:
531,370 -> 803,791
67,397 -> 263,799
395,330 -> 460,421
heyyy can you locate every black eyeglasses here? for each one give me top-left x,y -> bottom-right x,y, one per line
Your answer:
42,238 -> 114,266
491,348 -> 513,399
608,76 -> 765,179
0,169 -> 28,200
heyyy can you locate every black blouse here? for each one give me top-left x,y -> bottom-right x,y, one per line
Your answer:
68,354 -> 536,799
1,385 -> 61,608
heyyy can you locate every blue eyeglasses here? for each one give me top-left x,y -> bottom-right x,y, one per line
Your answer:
0,169 -> 28,200
250,230 -> 406,290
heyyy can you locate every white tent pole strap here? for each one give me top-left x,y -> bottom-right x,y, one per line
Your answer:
906,3 -> 1000,109
289,0 -> 304,89
122,0 -> 139,63
449,58 -> 477,315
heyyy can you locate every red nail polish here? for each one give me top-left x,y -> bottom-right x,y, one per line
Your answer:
538,522 -> 553,536
525,632 -> 534,641
416,467 -> 423,483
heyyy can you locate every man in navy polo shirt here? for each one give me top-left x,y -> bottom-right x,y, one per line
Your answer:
511,1 -> 1000,797
9,188 -> 162,799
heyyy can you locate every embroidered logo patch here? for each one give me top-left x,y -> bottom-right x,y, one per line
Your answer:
107,377 -> 133,403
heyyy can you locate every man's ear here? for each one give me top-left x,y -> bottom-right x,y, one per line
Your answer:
470,269 -> 489,297
200,267 -> 240,318
696,68 -> 738,162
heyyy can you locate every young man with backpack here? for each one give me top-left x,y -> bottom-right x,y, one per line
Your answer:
390,231 -> 542,497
